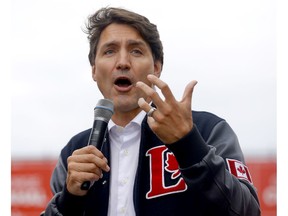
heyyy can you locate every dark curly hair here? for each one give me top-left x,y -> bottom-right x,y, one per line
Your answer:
84,7 -> 164,69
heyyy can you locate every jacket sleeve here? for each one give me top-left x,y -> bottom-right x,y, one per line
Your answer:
166,120 -> 261,216
43,152 -> 87,215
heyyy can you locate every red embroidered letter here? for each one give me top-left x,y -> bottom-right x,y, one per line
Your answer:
146,146 -> 187,199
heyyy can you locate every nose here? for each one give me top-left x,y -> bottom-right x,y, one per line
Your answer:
116,50 -> 130,71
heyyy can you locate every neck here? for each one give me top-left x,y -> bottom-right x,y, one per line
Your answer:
111,107 -> 143,127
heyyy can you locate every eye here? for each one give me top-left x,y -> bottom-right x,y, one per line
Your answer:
131,49 -> 143,56
104,49 -> 115,55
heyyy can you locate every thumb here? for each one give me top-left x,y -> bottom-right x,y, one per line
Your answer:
181,80 -> 198,105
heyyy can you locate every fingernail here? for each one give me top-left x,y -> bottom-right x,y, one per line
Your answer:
103,157 -> 108,163
138,97 -> 145,106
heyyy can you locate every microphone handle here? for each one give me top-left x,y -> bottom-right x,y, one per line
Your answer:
88,120 -> 108,149
81,181 -> 91,190
81,120 -> 108,190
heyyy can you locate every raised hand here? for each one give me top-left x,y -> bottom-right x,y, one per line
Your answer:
136,74 -> 197,144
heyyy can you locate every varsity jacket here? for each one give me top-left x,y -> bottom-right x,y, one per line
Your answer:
43,111 -> 261,216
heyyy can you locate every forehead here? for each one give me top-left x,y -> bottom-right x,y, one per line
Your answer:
98,23 -> 147,46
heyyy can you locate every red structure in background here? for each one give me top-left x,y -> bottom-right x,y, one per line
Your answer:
11,158 -> 276,216
247,158 -> 277,216
11,160 -> 56,216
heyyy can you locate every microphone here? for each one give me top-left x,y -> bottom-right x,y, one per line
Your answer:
81,99 -> 114,190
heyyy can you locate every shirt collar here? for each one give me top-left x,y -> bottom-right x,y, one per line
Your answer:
108,110 -> 146,130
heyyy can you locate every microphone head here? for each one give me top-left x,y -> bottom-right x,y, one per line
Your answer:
94,99 -> 114,122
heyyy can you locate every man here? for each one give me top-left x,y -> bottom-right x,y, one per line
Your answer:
43,7 -> 261,215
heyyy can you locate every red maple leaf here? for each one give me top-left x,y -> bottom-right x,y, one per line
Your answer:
237,166 -> 246,175
165,153 -> 181,179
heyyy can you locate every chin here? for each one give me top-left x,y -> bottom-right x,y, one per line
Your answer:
115,98 -> 138,111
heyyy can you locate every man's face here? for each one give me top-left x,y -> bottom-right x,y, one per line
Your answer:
92,23 -> 162,115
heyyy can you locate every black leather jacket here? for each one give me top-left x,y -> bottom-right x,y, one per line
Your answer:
43,111 -> 261,216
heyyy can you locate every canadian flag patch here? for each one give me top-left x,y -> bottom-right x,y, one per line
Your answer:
226,159 -> 253,184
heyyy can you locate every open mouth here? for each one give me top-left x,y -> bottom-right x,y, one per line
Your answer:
114,77 -> 133,91
115,77 -> 132,87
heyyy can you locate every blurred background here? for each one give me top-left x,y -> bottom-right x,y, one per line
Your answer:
9,0 -> 277,215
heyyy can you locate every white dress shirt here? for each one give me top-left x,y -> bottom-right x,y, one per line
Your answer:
107,110 -> 146,216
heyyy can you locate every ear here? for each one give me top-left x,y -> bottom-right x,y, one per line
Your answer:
92,65 -> 97,82
153,60 -> 162,78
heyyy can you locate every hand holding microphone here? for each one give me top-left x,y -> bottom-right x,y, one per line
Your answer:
66,99 -> 114,195
80,99 -> 114,190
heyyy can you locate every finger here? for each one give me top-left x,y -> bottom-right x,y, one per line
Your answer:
68,153 -> 110,172
138,98 -> 155,121
147,74 -> 176,102
137,97 -> 156,115
68,161 -> 103,177
136,81 -> 164,107
73,145 -> 105,159
138,97 -> 150,112
181,80 -> 198,105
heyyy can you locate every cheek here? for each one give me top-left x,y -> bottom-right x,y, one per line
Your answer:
95,73 -> 110,90
93,64 -> 109,82
136,65 -> 155,83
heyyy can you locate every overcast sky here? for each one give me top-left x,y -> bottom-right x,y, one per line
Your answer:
10,0 -> 277,159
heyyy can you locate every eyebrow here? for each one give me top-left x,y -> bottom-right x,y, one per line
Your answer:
100,39 -> 148,50
126,39 -> 148,47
